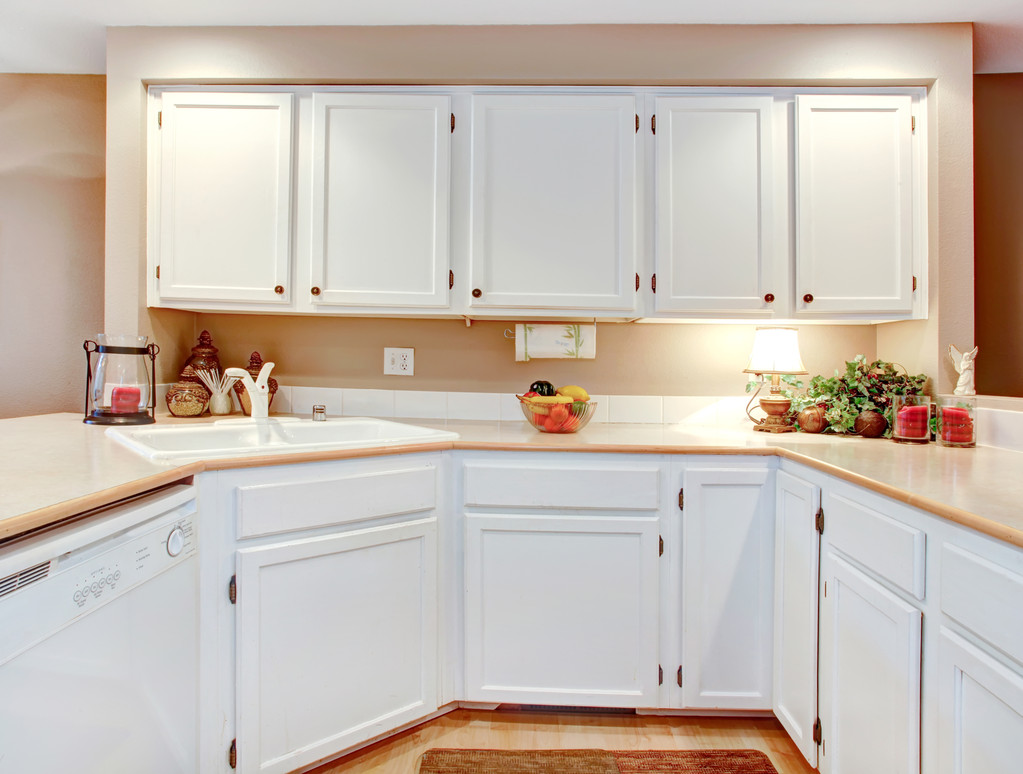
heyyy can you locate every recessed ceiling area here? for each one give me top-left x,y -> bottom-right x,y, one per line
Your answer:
2,0 -> 1021,75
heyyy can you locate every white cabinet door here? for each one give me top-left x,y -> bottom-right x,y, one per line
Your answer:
309,94 -> 451,309
235,519 -> 437,774
938,628 -> 1023,774
654,96 -> 779,314
468,94 -> 638,312
154,92 -> 294,305
773,470 -> 821,767
680,467 -> 774,710
464,513 -> 660,707
795,94 -> 916,316
819,553 -> 921,774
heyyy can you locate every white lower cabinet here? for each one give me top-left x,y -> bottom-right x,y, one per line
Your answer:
938,629 -> 1023,774
678,465 -> 774,710
235,519 -> 437,774
772,470 -> 821,767
460,454 -> 664,707
464,512 -> 660,707
819,553 -> 922,774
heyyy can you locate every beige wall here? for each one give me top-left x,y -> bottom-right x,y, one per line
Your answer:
0,75 -> 105,418
974,74 -> 1023,398
105,24 -> 974,395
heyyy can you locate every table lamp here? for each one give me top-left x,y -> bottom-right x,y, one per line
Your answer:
743,327 -> 808,433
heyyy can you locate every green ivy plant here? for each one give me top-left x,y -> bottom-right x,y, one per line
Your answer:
787,355 -> 928,434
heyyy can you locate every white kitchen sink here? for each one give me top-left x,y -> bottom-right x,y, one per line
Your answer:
107,417 -> 459,460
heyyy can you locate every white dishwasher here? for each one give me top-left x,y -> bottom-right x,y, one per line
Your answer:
0,483 -> 198,773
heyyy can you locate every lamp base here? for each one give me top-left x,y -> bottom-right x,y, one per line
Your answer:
753,395 -> 797,433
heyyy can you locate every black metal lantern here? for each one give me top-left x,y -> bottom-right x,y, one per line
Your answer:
83,335 -> 159,425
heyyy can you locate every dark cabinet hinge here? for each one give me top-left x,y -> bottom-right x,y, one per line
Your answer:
228,575 -> 237,604
156,265 -> 160,280
812,718 -> 823,746
676,666 -> 683,687
158,111 -> 162,129
449,269 -> 454,290
815,507 -> 825,535
451,113 -> 455,133
911,115 -> 916,133
635,114 -> 640,133
912,275 -> 917,292
658,665 -> 663,685
229,738 -> 237,769
678,488 -> 684,511
635,273 -> 640,292
651,114 -> 656,134
651,274 -> 657,293
659,535 -> 664,557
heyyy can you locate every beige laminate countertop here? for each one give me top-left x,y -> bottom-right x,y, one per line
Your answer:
2,413 -> 1021,548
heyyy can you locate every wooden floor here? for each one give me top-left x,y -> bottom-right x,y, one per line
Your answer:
305,708 -> 817,774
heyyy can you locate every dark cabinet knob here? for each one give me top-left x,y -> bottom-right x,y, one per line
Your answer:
803,293 -> 814,304
311,287 -> 321,296
274,285 -> 285,295
472,288 -> 482,298
764,293 -> 775,303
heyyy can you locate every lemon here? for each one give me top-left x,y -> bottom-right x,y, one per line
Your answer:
557,385 -> 589,402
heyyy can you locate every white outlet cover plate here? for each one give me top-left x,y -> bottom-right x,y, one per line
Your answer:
384,347 -> 414,376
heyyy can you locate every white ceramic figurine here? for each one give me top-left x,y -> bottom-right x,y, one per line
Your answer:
949,344 -> 979,396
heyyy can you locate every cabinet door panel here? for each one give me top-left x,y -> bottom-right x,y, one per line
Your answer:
819,553 -> 921,774
464,513 -> 659,707
235,519 -> 437,774
310,94 -> 450,308
156,92 -> 293,304
469,95 -> 637,311
773,470 -> 820,767
795,94 -> 915,315
938,629 -> 1023,774
681,467 -> 774,709
654,96 -> 777,313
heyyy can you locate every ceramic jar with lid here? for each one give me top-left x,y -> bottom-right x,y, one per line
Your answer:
166,365 -> 211,417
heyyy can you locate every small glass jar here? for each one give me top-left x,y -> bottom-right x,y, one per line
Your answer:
891,394 -> 932,444
937,395 -> 977,448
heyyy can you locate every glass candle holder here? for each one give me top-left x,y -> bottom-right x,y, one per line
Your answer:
891,394 -> 932,444
937,396 -> 977,448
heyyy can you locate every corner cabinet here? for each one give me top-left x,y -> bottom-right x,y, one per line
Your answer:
308,94 -> 452,310
151,92 -> 294,306
652,96 -> 781,315
795,94 -> 919,317
466,94 -> 639,314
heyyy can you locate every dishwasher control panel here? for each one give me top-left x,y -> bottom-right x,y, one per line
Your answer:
0,487 -> 197,666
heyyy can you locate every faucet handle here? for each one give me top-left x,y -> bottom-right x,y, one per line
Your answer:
312,405 -> 327,421
255,362 -> 275,390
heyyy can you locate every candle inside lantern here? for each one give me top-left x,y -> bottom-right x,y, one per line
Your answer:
111,385 -> 141,413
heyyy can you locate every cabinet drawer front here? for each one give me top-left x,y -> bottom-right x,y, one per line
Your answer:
462,462 -> 661,510
237,465 -> 436,538
825,492 -> 925,600
942,544 -> 1023,666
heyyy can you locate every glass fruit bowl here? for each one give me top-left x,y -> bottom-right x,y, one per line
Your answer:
517,396 -> 597,433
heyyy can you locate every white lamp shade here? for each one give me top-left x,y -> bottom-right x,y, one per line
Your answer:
743,327 -> 808,375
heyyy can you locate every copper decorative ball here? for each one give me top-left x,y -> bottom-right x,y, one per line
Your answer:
797,406 -> 829,434
854,410 -> 889,438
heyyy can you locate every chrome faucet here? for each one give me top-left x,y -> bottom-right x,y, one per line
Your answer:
225,362 -> 275,419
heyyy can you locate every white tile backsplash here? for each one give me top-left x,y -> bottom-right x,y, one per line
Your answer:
289,386 -> 342,417
342,389 -> 395,418
447,391 -> 502,421
978,408 -> 1023,453
607,395 -> 663,424
587,395 -> 610,424
394,390 -> 448,420
499,393 -> 525,422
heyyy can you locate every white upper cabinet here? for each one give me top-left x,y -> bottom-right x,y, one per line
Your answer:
654,96 -> 780,315
795,94 -> 917,316
467,94 -> 639,312
153,92 -> 294,305
309,94 -> 451,309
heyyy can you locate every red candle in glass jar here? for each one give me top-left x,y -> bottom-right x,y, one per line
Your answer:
895,405 -> 929,438
111,386 -> 141,414
940,406 -> 973,443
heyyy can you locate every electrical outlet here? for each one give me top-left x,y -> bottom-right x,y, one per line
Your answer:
384,347 -> 414,376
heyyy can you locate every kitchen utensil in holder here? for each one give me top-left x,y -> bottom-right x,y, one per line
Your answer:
83,335 -> 159,425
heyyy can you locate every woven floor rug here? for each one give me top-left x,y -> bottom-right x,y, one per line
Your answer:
416,749 -> 778,774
